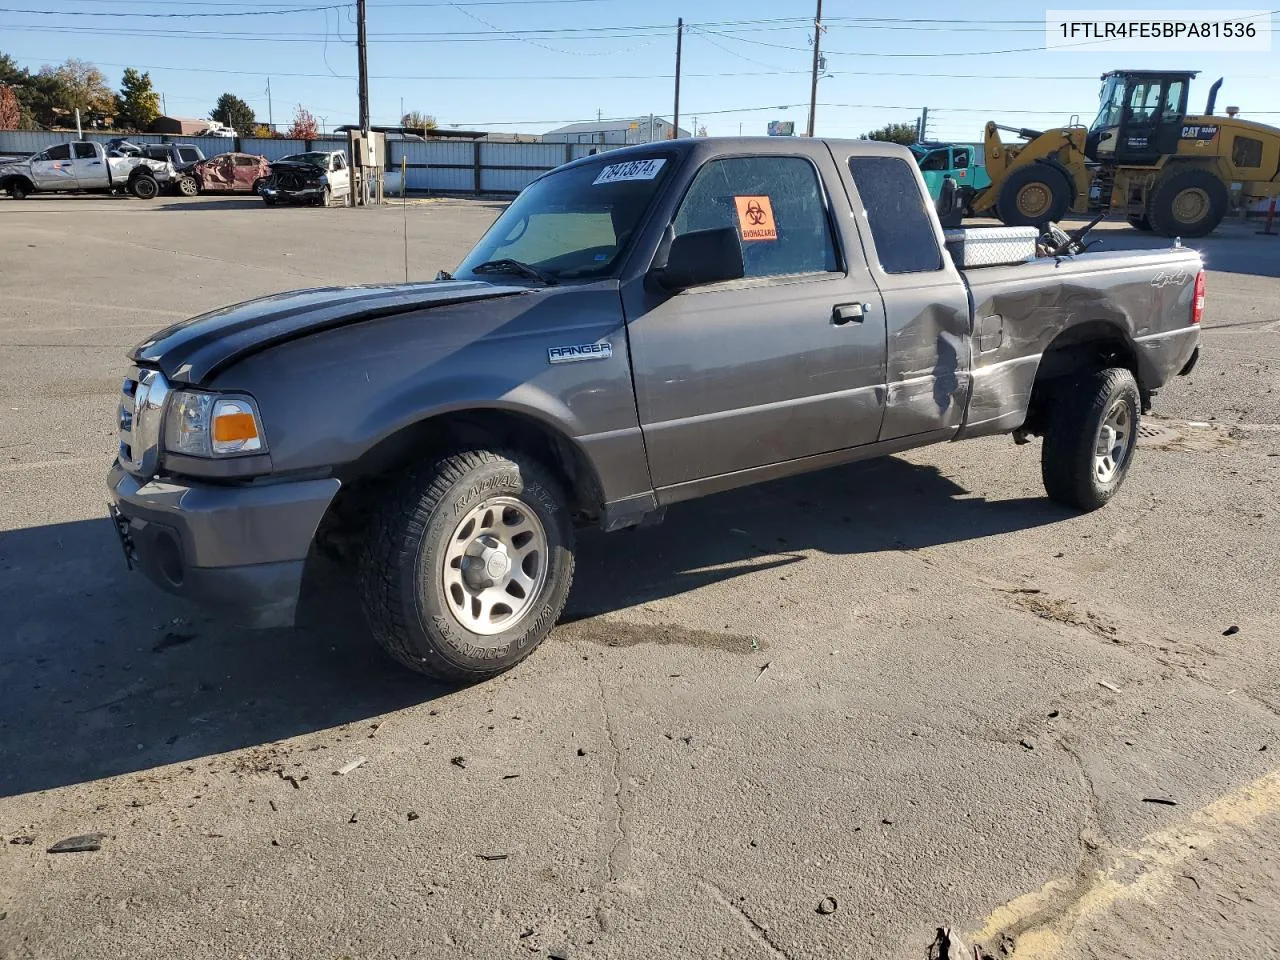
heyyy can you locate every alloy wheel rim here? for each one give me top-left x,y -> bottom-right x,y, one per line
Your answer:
1094,400 -> 1132,484
441,496 -> 548,636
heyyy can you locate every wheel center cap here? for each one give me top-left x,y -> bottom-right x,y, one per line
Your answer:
485,551 -> 510,580
1097,425 -> 1116,454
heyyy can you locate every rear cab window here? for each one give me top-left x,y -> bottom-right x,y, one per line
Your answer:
73,143 -> 97,160
847,156 -> 944,274
672,155 -> 840,279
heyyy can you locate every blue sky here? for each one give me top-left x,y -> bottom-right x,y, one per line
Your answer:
5,0 -> 1278,138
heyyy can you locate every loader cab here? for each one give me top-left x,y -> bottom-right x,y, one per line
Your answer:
1087,70 -> 1197,166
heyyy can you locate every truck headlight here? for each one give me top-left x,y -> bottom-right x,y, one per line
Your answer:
164,392 -> 266,458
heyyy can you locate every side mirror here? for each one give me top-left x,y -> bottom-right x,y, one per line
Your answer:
936,175 -> 963,228
653,227 -> 745,291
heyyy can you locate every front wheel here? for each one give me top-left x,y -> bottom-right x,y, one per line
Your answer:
177,175 -> 199,198
1040,367 -> 1141,511
7,180 -> 31,200
359,450 -> 576,681
252,177 -> 265,195
130,175 -> 159,200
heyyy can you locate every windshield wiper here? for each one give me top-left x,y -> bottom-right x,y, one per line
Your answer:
469,259 -> 558,285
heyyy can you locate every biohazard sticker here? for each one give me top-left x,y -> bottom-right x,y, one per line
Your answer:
734,196 -> 777,241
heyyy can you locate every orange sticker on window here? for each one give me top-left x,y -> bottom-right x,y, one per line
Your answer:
734,195 -> 777,241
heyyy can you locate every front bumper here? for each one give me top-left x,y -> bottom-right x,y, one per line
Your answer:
262,185 -> 324,202
107,463 -> 340,628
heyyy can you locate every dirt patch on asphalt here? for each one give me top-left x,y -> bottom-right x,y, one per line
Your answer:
1003,589 -> 1119,640
557,617 -> 760,654
1138,419 -> 1239,453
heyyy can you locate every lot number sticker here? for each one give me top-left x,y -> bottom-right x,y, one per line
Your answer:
734,195 -> 777,241
592,159 -> 666,185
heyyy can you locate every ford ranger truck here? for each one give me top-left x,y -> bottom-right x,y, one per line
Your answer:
108,139 -> 1203,681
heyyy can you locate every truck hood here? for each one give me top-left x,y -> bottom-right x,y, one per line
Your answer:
131,280 -> 529,384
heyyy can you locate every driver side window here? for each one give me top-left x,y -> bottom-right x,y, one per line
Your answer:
672,156 -> 838,280
46,144 -> 71,161
920,151 -> 949,172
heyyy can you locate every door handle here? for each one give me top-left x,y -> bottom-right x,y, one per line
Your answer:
89,161 -> 102,165
832,302 -> 869,325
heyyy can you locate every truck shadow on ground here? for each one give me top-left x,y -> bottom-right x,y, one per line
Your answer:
0,456 -> 1069,798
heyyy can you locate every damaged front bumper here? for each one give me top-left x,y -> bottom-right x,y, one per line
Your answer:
107,463 -> 340,628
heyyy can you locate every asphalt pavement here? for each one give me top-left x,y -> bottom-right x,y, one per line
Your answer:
1,194 -> 1278,960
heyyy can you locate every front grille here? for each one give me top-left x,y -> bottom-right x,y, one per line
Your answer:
118,367 -> 170,477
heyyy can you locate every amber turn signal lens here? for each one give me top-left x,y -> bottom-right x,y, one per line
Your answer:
212,412 -> 259,443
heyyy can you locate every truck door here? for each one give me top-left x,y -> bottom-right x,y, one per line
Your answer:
626,151 -> 888,491
30,143 -> 76,189
917,148 -> 950,200
71,142 -> 109,188
838,152 -> 973,442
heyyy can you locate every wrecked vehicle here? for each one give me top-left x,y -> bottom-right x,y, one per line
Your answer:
260,151 -> 350,206
2,140 -> 171,199
177,152 -> 270,197
109,138 -> 1203,681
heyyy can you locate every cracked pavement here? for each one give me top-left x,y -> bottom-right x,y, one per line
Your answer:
1,197 -> 1278,959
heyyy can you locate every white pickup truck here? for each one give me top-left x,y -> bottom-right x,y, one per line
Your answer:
1,140 -> 172,200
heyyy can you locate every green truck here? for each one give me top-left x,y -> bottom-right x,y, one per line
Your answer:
910,142 -> 991,213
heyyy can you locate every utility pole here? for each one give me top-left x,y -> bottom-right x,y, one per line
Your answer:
161,92 -> 167,115
672,17 -> 683,139
806,0 -> 823,137
266,77 -> 274,132
692,116 -> 698,137
356,0 -> 371,204
919,106 -> 929,141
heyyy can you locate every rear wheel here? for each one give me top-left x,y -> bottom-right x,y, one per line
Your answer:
997,164 -> 1072,227
1147,167 -> 1227,238
1040,367 -> 1140,511
130,174 -> 159,200
359,450 -> 576,681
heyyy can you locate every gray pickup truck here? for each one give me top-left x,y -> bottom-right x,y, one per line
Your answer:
108,138 -> 1203,680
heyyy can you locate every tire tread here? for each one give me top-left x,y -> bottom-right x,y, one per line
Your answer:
1040,367 -> 1139,511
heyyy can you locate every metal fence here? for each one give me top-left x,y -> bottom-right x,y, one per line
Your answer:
389,140 -> 614,195
0,130 -> 348,161
0,130 -> 618,196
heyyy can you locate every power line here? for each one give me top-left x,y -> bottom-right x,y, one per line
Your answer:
0,3 -> 347,15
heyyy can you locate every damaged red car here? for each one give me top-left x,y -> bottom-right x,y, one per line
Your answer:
175,153 -> 270,197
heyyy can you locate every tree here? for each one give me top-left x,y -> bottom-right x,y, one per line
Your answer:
115,68 -> 160,132
0,85 -> 19,130
286,104 -> 319,139
0,53 -> 54,128
40,58 -> 114,121
211,93 -> 256,135
859,122 -> 918,146
252,123 -> 277,139
400,110 -> 437,131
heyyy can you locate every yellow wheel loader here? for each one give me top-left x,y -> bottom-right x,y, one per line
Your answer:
972,70 -> 1280,237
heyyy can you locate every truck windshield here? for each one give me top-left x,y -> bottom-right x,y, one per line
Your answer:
456,154 -> 675,283
1091,75 -> 1126,133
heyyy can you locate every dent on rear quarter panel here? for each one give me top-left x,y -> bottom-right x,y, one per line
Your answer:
959,249 -> 1202,437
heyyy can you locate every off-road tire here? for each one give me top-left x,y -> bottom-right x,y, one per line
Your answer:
997,164 -> 1072,227
359,450 -> 576,681
130,174 -> 159,200
1041,367 -> 1140,511
1147,167 -> 1227,238
1127,214 -> 1153,231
